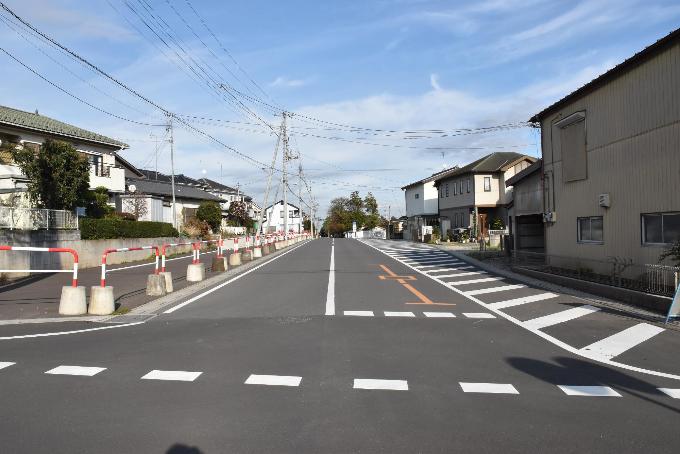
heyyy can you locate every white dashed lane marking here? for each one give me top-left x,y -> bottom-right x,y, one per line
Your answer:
343,310 -> 375,317
423,312 -> 456,318
0,361 -> 15,370
45,365 -> 106,376
353,379 -> 409,391
141,370 -> 202,382
488,293 -> 558,310
557,385 -> 621,397
523,305 -> 600,330
460,382 -> 519,394
245,374 -> 302,387
384,311 -> 416,317
579,323 -> 665,360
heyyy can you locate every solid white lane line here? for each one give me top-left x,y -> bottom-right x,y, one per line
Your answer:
0,321 -> 145,341
465,284 -> 525,295
578,323 -> 665,360
353,379 -> 408,391
0,361 -> 15,370
45,365 -> 106,376
459,382 -> 519,394
384,311 -> 416,317
448,277 -> 503,286
360,240 -> 680,382
523,305 -> 600,330
325,241 -> 336,316
427,269 -> 479,276
488,293 -> 558,310
557,385 -> 621,397
463,313 -> 496,319
164,242 -> 307,314
344,310 -> 374,317
423,312 -> 456,318
141,370 -> 202,382
245,374 -> 302,387
658,388 -> 680,398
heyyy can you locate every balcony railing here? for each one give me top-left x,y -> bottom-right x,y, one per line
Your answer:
0,207 -> 79,230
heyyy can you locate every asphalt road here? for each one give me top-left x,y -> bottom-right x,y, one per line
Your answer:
1,238 -> 679,453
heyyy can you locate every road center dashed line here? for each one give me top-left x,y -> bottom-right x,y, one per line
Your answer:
0,361 -> 15,370
45,365 -> 106,376
353,378 -> 409,391
141,370 -> 203,382
344,310 -> 374,317
557,385 -> 621,397
460,382 -> 519,394
245,374 -> 302,387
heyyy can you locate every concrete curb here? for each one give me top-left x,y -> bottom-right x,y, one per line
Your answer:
435,246 -> 680,330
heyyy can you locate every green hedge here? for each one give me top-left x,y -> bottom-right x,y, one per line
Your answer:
80,218 -> 179,240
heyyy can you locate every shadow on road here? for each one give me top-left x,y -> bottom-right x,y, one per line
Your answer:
166,444 -> 203,454
507,356 -> 680,414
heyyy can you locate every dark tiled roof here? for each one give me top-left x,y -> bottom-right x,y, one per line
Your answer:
127,178 -> 223,202
0,105 -> 127,148
265,199 -> 299,211
506,159 -> 542,187
138,169 -> 204,186
401,165 -> 459,190
433,152 -> 535,184
530,28 -> 680,122
198,178 -> 238,193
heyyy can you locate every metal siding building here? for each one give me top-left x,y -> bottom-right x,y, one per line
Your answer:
531,29 -> 680,265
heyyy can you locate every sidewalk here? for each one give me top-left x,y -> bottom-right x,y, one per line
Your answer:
0,250 -> 220,320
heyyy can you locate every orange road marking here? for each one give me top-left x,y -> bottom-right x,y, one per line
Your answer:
378,264 -> 416,281
377,264 -> 455,306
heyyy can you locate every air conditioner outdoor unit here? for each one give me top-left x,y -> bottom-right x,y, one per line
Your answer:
543,211 -> 557,223
598,193 -> 611,208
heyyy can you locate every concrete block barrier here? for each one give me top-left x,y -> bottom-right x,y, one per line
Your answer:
242,250 -> 253,263
228,252 -> 242,267
59,286 -> 87,315
262,244 -> 270,255
187,263 -> 205,282
146,274 -> 167,296
212,255 -> 227,272
253,247 -> 262,258
88,286 -> 115,315
160,271 -> 174,293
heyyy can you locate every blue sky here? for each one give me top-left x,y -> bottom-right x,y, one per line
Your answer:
0,0 -> 679,217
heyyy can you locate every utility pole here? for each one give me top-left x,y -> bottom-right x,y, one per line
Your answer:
167,114 -> 177,230
298,162 -> 303,234
149,132 -> 160,180
282,112 -> 289,239
257,118 -> 283,235
387,205 -> 391,240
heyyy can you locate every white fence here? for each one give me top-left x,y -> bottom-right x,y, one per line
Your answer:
0,207 -> 78,230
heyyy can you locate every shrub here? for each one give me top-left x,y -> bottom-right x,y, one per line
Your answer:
491,218 -> 504,230
659,241 -> 680,266
80,218 -> 178,240
196,201 -> 222,232
182,218 -> 210,238
105,211 -> 137,221
85,186 -> 114,218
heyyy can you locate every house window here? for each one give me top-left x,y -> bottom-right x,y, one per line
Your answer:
642,212 -> 680,245
453,183 -> 457,195
558,111 -> 587,182
280,210 -> 285,218
467,179 -> 470,193
415,193 -> 420,199
577,216 -> 603,243
483,177 -> 491,192
445,184 -> 449,197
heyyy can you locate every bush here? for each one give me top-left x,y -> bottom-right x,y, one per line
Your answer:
182,218 -> 210,238
80,218 -> 178,240
196,201 -> 222,232
491,218 -> 504,230
85,186 -> 114,218
105,211 -> 137,221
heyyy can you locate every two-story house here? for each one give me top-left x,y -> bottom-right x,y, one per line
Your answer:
433,152 -> 536,238
0,105 -> 131,207
401,166 -> 457,241
530,28 -> 680,266
262,200 -> 302,234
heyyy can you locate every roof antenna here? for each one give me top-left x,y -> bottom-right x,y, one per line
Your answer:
34,109 -> 39,115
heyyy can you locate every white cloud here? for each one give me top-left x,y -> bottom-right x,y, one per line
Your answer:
429,73 -> 442,91
269,76 -> 311,88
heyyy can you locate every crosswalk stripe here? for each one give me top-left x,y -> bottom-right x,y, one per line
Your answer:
141,370 -> 202,382
579,323 -> 665,360
429,269 -> 481,276
465,284 -> 525,295
448,277 -> 503,286
45,365 -> 106,376
460,382 -> 519,394
245,374 -> 302,387
488,293 -> 558,310
557,385 -> 621,397
384,311 -> 416,317
463,313 -> 496,319
0,362 -> 15,370
523,305 -> 600,330
415,263 -> 462,268
343,310 -> 374,316
423,312 -> 456,318
658,388 -> 680,398
354,379 -> 408,391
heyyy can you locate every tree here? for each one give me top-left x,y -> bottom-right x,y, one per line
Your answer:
121,195 -> 149,221
12,139 -> 90,210
86,186 -> 114,218
659,241 -> 680,266
363,192 -> 380,229
303,218 -> 312,231
197,201 -> 222,232
227,200 -> 253,229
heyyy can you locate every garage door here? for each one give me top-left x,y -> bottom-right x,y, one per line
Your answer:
516,214 -> 544,252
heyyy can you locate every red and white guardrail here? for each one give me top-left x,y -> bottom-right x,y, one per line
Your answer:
100,246 -> 160,287
160,241 -> 195,272
0,245 -> 79,287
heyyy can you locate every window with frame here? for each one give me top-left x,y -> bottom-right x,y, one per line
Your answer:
642,212 -> 680,245
467,179 -> 470,193
453,183 -> 457,196
415,193 -> 420,199
445,184 -> 449,197
577,216 -> 603,243
483,177 -> 491,192
459,181 -> 463,194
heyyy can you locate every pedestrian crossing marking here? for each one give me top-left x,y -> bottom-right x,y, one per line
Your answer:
45,365 -> 106,376
524,305 -> 599,330
141,370 -> 202,382
557,385 -> 621,397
